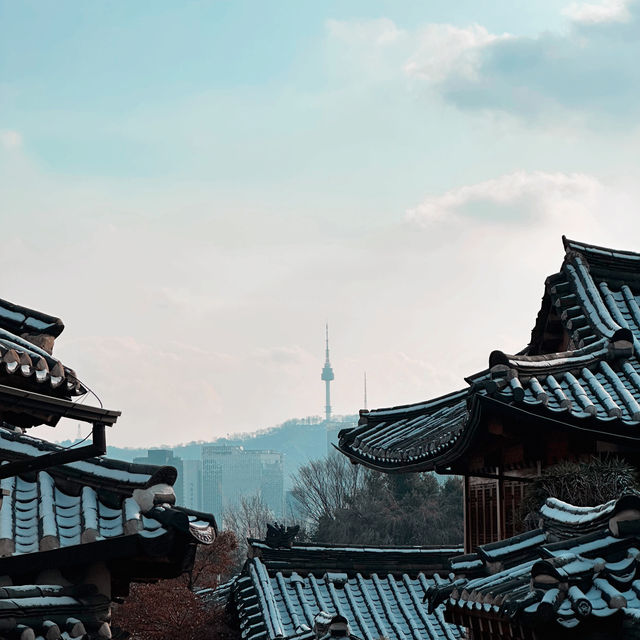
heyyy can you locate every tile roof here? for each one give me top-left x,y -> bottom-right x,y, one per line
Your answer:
338,238 -> 640,471
0,298 -> 64,339
338,391 -> 469,471
0,426 -> 175,493
0,299 -> 84,401
0,296 -> 218,639
0,427 -> 217,639
432,493 -> 640,633
220,540 -> 463,640
0,427 -> 216,558
0,332 -> 84,398
249,540 -> 463,576
0,472 -> 213,556
0,583 -> 111,639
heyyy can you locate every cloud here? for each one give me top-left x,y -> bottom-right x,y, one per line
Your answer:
438,23 -> 640,122
563,0 -> 633,24
327,10 -> 640,124
403,24 -> 512,84
252,345 -> 314,369
406,171 -> 603,227
0,130 -> 22,149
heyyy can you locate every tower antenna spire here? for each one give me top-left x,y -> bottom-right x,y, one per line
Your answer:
321,323 -> 334,421
325,323 -> 330,359
364,372 -> 367,411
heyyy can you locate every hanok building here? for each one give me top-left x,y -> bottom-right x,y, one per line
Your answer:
0,297 -> 216,639
338,238 -> 640,552
218,529 -> 463,640
428,492 -> 640,640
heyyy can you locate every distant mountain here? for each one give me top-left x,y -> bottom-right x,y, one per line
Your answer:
59,415 -> 358,489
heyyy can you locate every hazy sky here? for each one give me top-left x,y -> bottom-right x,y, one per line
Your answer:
3,0 -> 640,447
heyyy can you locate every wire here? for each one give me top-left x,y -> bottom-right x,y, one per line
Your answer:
58,430 -> 93,451
70,375 -> 104,409
55,373 -> 105,452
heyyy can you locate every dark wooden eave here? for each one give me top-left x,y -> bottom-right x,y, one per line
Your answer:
338,391 -> 640,475
0,383 -> 120,478
0,383 -> 120,425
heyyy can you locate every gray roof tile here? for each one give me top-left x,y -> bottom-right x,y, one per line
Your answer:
438,493 -> 640,632
224,543 -> 463,640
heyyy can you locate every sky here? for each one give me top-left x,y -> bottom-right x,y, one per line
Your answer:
3,0 -> 640,447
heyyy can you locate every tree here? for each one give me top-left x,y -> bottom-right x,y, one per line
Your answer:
223,495 -> 275,567
291,455 -> 463,546
290,454 -> 368,524
521,456 -> 640,523
112,531 -> 238,640
188,530 -> 239,591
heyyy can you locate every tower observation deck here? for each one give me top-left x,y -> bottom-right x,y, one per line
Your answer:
321,324 -> 334,422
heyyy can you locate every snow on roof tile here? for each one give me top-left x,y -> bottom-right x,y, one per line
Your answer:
0,429 -> 217,559
440,493 -> 640,633
0,582 -> 110,639
0,298 -> 64,338
0,321 -> 85,400
338,390 -> 469,471
228,555 -> 462,640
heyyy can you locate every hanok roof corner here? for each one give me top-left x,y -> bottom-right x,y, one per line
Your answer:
0,296 -> 124,435
338,237 -> 640,473
435,492 -> 640,637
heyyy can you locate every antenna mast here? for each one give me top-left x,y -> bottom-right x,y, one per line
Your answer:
364,372 -> 368,410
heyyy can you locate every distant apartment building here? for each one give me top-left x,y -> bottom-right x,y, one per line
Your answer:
182,459 -> 202,511
325,415 -> 358,455
201,446 -> 284,523
133,449 -> 184,504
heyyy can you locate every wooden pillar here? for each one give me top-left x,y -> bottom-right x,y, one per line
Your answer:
464,475 -> 470,553
497,467 -> 506,541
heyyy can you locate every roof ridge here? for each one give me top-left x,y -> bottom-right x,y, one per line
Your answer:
564,235 -> 640,260
488,339 -> 611,377
0,297 -> 64,338
363,388 -> 468,418
250,539 -> 463,552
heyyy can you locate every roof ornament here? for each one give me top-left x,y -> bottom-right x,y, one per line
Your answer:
609,327 -> 634,359
489,351 -> 511,369
314,613 -> 354,639
488,350 -> 513,382
486,351 -> 521,397
264,522 -> 300,548
607,493 -> 640,536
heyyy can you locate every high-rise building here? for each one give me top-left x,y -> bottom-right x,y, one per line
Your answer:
182,459 -> 202,511
201,446 -> 284,523
133,449 -> 184,504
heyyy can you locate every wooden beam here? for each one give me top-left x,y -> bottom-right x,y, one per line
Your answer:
0,424 -> 107,479
464,470 -> 536,482
0,384 -> 120,425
